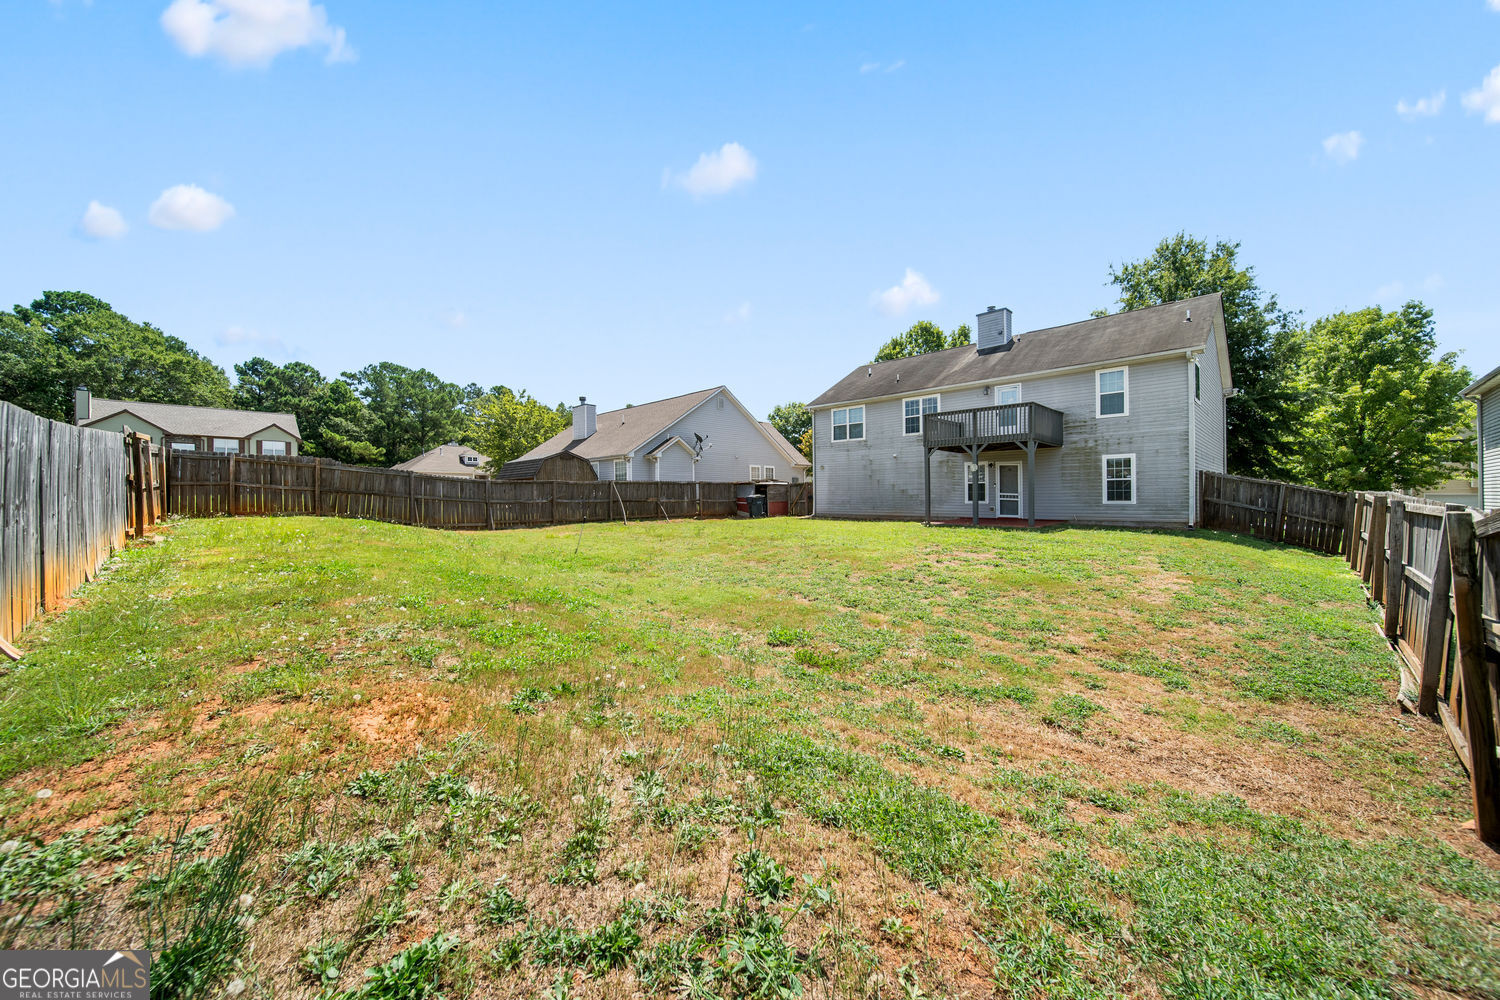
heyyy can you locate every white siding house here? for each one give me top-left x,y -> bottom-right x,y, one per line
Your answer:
1463,363 -> 1500,512
809,294 -> 1231,527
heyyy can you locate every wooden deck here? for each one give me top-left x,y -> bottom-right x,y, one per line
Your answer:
923,402 -> 1064,453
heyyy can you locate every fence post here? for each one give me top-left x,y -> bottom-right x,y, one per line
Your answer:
1384,499 -> 1405,639
1444,510 -> 1500,843
131,435 -> 147,538
485,479 -> 495,531
313,458 -> 322,515
1417,507 -> 1460,716
1365,495 -> 1388,591
227,452 -> 236,516
407,470 -> 416,525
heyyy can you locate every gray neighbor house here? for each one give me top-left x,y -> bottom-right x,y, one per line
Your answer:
503,386 -> 810,484
809,293 -> 1232,526
1462,362 -> 1500,511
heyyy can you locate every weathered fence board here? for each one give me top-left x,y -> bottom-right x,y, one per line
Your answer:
165,452 -> 784,530
0,401 -> 130,648
1197,471 -> 1351,555
1445,509 -> 1500,842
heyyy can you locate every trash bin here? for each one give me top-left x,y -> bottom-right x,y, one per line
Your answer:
747,494 -> 768,518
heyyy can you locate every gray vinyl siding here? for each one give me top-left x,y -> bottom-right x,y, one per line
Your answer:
653,444 -> 696,481
813,356 -> 1195,525
1193,326 -> 1227,479
644,391 -> 808,483
1481,388 -> 1500,512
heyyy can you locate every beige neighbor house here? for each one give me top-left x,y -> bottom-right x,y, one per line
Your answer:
392,443 -> 491,478
74,387 -> 301,456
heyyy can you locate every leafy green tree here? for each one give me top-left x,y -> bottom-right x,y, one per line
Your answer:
468,386 -> 568,467
1106,234 -> 1301,479
342,363 -> 467,466
1287,302 -> 1473,492
873,321 -> 972,362
0,291 -> 231,420
767,402 -> 812,458
232,357 -> 383,464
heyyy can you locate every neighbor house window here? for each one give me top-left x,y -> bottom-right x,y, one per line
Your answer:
1097,367 -> 1128,417
749,465 -> 762,480
170,442 -> 195,452
902,395 -> 939,435
461,454 -> 480,466
1194,361 -> 1202,402
995,384 -> 1021,405
964,462 -> 987,503
764,466 -> 775,480
260,441 -> 287,456
1103,454 -> 1136,504
832,406 -> 864,441
613,459 -> 627,481
213,438 -> 239,454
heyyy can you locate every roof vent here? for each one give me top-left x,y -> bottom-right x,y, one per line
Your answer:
1184,308 -> 1192,322
976,306 -> 1014,355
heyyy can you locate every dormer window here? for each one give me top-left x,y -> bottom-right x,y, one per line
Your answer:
461,454 -> 480,466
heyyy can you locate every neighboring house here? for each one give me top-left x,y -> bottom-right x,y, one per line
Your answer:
807,294 -> 1231,526
1421,476 -> 1481,508
74,387 -> 301,456
393,442 -> 490,478
1462,363 -> 1500,511
494,452 -> 597,481
503,388 -> 812,483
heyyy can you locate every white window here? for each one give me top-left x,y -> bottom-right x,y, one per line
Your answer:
764,466 -> 775,481
995,384 -> 1021,405
1194,361 -> 1202,402
613,459 -> 628,481
832,406 -> 864,442
749,465 -> 762,480
790,474 -> 800,484
170,441 -> 195,452
902,395 -> 939,435
1097,367 -> 1128,417
964,462 -> 987,503
461,453 -> 480,466
1103,454 -> 1136,504
213,438 -> 239,454
260,440 -> 287,456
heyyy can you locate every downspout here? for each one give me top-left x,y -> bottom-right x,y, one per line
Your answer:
1186,350 -> 1197,527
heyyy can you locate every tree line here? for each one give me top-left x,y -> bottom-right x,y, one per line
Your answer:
765,233 -> 1476,493
0,291 -> 570,469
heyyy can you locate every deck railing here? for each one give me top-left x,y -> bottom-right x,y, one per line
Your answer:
923,402 -> 1065,451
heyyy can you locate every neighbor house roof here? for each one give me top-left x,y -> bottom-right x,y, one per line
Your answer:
511,387 -> 724,463
759,422 -> 808,469
392,443 -> 490,477
84,396 -> 302,440
1462,362 -> 1500,399
809,293 -> 1231,408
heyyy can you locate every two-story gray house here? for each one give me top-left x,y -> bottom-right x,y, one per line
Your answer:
808,293 -> 1232,526
1462,362 -> 1500,511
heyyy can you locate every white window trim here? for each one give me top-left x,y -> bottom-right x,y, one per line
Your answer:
831,406 -> 865,443
1102,453 -> 1137,505
213,438 -> 239,454
260,440 -> 288,456
994,383 -> 1022,404
613,459 -> 628,482
764,466 -> 775,481
1194,360 -> 1202,405
993,460 -> 1023,517
749,465 -> 762,481
901,394 -> 940,436
962,461 -> 989,504
1096,366 -> 1130,418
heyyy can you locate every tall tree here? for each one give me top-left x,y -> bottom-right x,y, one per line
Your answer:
1287,302 -> 1472,492
468,386 -> 568,467
342,362 -> 466,465
767,402 -> 812,458
232,357 -> 383,464
873,321 -> 972,362
0,291 -> 231,421
1106,234 -> 1301,478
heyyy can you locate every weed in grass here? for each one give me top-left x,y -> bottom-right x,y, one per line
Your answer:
766,627 -> 810,647
301,935 -> 351,987
480,882 -> 526,925
736,849 -> 795,905
331,932 -> 463,1000
1041,694 -> 1105,736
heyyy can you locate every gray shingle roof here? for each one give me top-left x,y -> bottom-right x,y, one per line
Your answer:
511,387 -> 723,463
85,397 -> 302,440
1462,362 -> 1500,398
392,443 -> 489,477
809,293 -> 1227,408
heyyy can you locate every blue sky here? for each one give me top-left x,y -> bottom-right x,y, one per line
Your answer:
3,1 -> 1497,419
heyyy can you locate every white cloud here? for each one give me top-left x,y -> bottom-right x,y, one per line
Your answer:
160,0 -> 353,68
443,309 -> 468,329
1395,90 -> 1445,119
149,184 -> 236,231
1462,65 -> 1500,122
723,301 -> 751,324
1423,273 -> 1445,292
1321,130 -> 1364,164
1490,0 -> 1500,11
859,61 -> 880,73
217,326 -> 288,354
860,59 -> 903,74
872,268 -> 939,316
1374,280 -> 1404,301
663,142 -> 758,198
79,200 -> 127,240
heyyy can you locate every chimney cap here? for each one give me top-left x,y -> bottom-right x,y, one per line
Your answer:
578,395 -> 587,404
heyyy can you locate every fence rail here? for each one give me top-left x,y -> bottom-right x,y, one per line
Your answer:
165,451 -> 808,529
0,401 -> 130,650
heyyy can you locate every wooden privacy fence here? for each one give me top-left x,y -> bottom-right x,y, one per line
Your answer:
1348,491 -> 1499,842
1197,470 -> 1353,554
0,401 -> 130,651
123,431 -> 166,540
164,451 -> 807,529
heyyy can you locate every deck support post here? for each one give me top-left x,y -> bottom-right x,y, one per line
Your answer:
969,444 -> 980,526
1025,440 -> 1037,527
923,447 -> 932,525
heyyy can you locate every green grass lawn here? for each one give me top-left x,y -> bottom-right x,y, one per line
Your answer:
0,515 -> 1496,999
